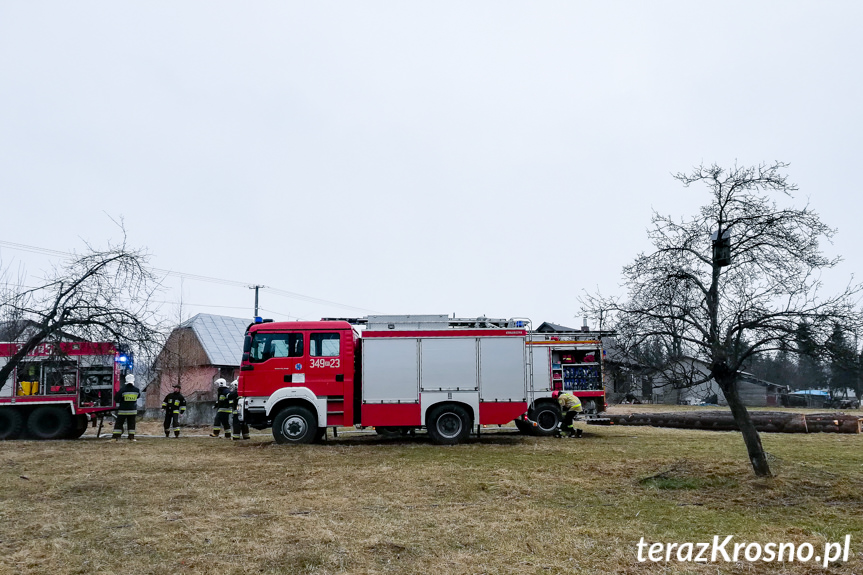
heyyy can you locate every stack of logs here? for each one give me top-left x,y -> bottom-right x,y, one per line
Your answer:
597,411 -> 862,433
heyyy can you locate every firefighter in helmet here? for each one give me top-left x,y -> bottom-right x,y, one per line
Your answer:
552,390 -> 584,438
227,379 -> 250,440
111,374 -> 141,442
161,383 -> 187,438
210,378 -> 232,438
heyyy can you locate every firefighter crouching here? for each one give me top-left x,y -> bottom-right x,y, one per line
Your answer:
162,384 -> 187,438
210,378 -> 232,438
227,379 -> 250,440
111,374 -> 141,442
553,390 -> 584,438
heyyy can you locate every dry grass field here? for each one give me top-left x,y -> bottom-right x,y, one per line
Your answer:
0,406 -> 861,575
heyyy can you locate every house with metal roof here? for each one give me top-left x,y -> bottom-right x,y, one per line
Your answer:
648,356 -> 790,407
146,313 -> 250,411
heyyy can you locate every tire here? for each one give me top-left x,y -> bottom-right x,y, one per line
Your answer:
427,404 -> 471,445
530,403 -> 561,436
513,418 -> 532,434
27,406 -> 73,440
272,406 -> 317,445
67,415 -> 89,439
0,409 -> 25,440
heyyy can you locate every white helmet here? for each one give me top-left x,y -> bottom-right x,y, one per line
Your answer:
230,379 -> 238,390
214,378 -> 226,387
125,374 -> 135,384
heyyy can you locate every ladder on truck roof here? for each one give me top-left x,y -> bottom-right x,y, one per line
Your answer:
320,314 -> 530,330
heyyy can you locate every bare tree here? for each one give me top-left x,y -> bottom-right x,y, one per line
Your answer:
0,236 -> 165,391
582,162 -> 862,476
150,288 -> 199,404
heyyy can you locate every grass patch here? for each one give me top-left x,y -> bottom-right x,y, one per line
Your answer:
641,475 -> 720,490
638,460 -> 741,490
0,407 -> 861,574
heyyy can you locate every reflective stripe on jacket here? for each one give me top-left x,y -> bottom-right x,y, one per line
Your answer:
115,383 -> 140,415
226,390 -> 239,414
558,393 -> 583,413
216,386 -> 232,413
162,392 -> 187,414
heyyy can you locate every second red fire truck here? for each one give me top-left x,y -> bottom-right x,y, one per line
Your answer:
0,341 -> 127,440
238,314 -> 606,444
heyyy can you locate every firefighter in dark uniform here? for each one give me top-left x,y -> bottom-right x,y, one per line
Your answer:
162,383 -> 187,438
111,374 -> 141,442
227,379 -> 250,440
210,378 -> 232,438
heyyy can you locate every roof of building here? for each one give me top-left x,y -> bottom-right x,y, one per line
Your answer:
178,313 -> 250,367
789,389 -> 831,397
535,321 -> 578,332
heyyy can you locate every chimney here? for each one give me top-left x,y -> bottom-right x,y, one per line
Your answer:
582,318 -> 589,332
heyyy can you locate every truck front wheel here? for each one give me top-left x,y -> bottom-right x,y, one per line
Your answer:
27,406 -> 73,440
530,403 -> 561,436
0,409 -> 24,440
272,406 -> 318,445
427,404 -> 471,445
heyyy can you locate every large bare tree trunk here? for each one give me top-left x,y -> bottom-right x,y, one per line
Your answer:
718,376 -> 772,476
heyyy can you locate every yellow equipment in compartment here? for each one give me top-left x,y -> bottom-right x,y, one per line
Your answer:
17,381 -> 39,396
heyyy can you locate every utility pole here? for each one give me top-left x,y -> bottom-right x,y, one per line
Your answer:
248,285 -> 266,318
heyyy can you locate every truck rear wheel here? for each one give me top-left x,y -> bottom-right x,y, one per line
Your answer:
27,406 -> 73,440
272,406 -> 317,445
530,403 -> 561,436
427,404 -> 471,445
0,409 -> 25,440
66,415 -> 89,439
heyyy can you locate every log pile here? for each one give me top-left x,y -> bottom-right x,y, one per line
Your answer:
598,411 -> 862,434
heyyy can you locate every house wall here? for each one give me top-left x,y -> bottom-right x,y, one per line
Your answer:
145,401 -> 217,426
147,365 -> 224,409
148,325 -> 241,409
659,380 -> 720,405
657,378 -> 777,407
737,381 -> 770,407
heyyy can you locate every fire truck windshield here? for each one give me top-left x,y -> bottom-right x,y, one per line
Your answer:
249,332 -> 304,362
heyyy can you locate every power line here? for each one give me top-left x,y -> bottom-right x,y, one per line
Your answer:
0,239 -> 378,314
153,300 -> 251,311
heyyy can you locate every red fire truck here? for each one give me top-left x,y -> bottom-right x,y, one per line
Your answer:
238,314 -> 606,444
0,341 -> 127,440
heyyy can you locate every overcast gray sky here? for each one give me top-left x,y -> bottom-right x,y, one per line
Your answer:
1,1 -> 861,328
